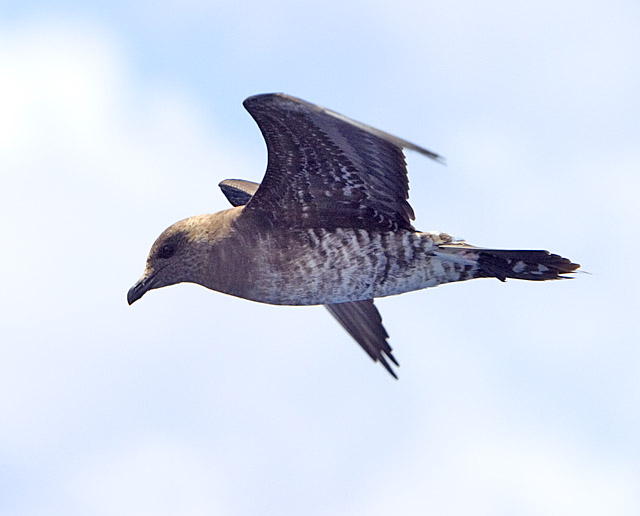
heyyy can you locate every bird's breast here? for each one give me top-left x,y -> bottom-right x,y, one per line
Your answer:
217,227 -> 450,306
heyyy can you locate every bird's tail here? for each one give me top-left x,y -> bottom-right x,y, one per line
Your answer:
438,244 -> 580,282
476,248 -> 580,281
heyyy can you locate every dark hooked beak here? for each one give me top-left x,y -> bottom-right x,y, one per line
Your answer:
127,270 -> 158,305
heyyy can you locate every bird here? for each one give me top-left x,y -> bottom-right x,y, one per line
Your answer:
127,93 -> 579,378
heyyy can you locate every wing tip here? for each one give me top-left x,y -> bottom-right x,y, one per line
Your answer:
411,147 -> 446,165
219,178 -> 261,207
381,358 -> 399,380
379,351 -> 400,380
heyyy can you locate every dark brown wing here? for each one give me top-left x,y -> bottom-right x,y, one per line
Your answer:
325,300 -> 398,379
219,179 -> 260,207
218,177 -> 399,378
240,93 -> 443,231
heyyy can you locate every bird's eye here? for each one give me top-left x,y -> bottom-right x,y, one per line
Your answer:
157,243 -> 176,259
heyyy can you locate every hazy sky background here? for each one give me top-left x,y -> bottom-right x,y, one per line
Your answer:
1,1 -> 639,515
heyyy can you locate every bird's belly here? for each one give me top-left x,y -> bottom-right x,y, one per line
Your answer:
233,228 -> 469,306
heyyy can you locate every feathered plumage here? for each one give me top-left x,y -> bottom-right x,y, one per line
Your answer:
128,93 -> 579,378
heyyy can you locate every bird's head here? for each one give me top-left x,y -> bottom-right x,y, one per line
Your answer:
127,211 -> 237,305
127,219 -> 195,305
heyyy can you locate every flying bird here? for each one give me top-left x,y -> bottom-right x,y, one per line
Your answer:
128,93 -> 579,378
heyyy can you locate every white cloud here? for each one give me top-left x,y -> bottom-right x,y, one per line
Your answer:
0,17 -> 254,450
367,0 -> 639,96
345,432 -> 639,516
0,18 -> 254,317
64,437 -> 228,516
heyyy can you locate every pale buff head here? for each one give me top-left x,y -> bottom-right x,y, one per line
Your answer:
127,209 -> 239,304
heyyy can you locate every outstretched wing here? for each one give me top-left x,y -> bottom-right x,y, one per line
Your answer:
218,177 -> 399,378
239,93 -> 443,231
325,300 -> 398,379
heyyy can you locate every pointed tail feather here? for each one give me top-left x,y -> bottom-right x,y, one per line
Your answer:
475,249 -> 580,281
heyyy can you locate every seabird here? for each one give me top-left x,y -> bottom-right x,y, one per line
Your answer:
128,93 -> 579,378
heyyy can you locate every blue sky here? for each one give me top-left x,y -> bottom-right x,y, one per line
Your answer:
1,1 -> 639,515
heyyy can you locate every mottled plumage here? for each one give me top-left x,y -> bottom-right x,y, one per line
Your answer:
128,93 -> 579,378
219,178 -> 398,375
